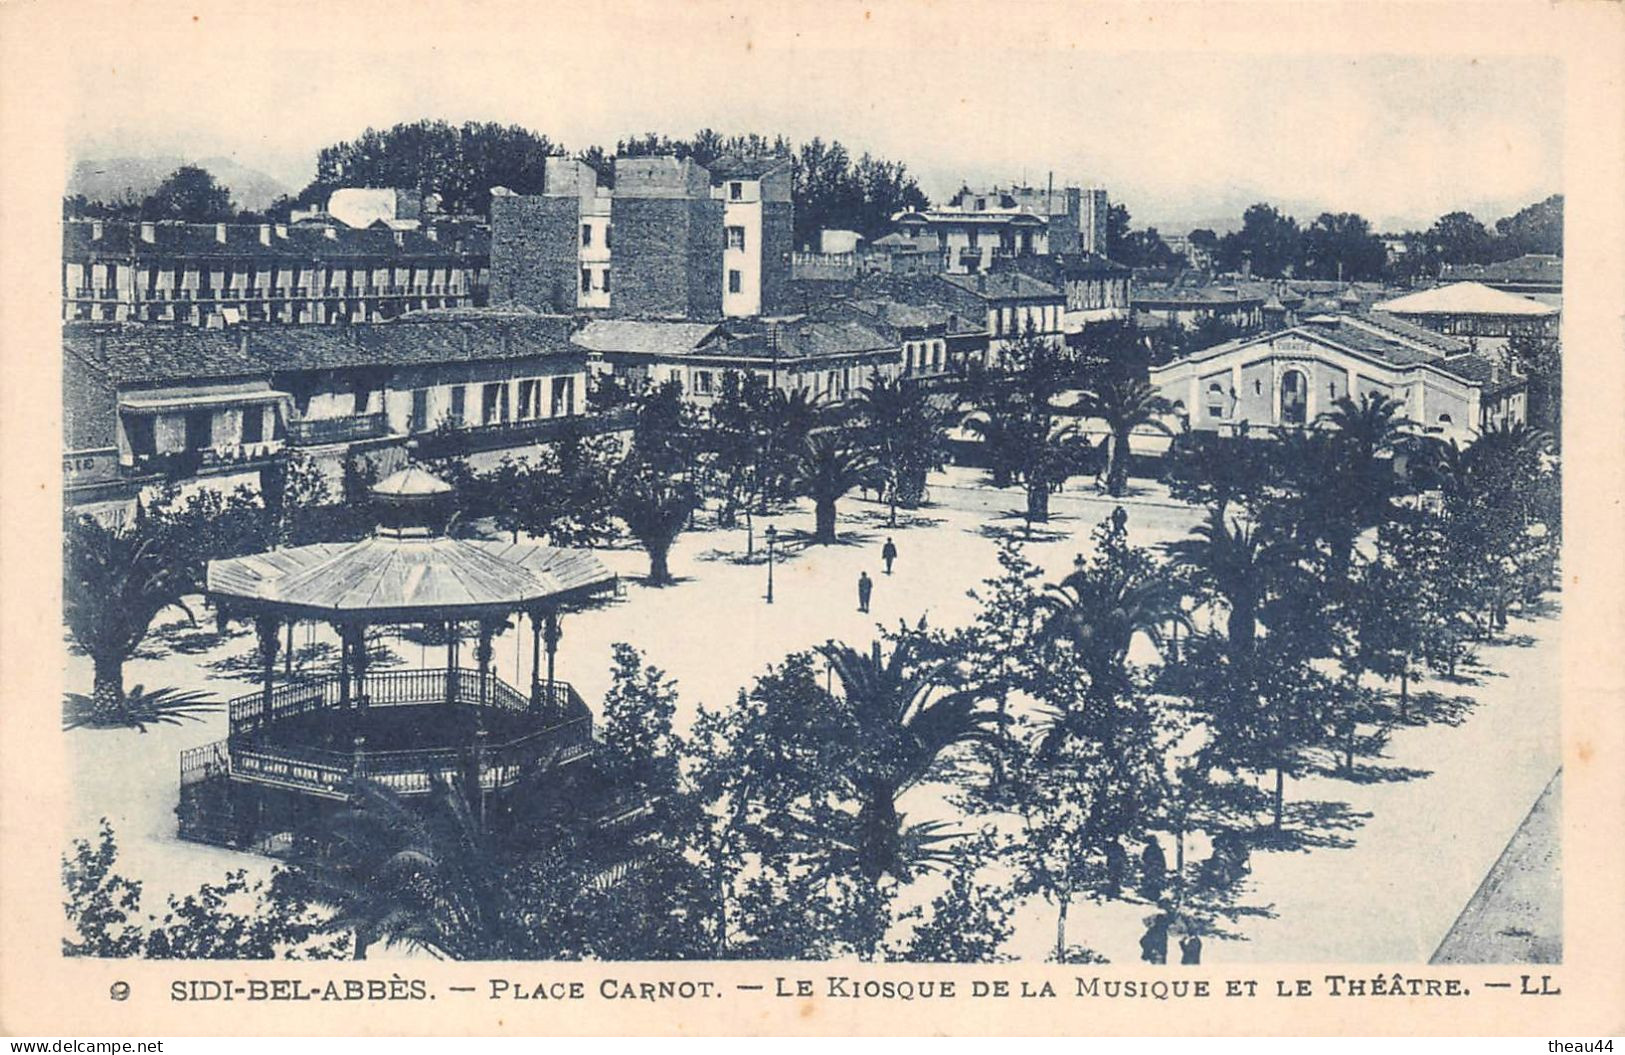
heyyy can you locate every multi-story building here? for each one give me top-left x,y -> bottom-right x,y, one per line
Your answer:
890,183 -> 1109,274
712,156 -> 794,318
63,313 -> 587,514
1004,253 -> 1132,332
1148,311 -> 1526,446
491,153 -> 794,322
573,316 -> 902,407
62,218 -> 489,326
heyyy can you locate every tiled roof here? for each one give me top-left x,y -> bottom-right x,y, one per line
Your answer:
937,271 -> 1062,302
65,316 -> 579,385
1374,281 -> 1557,317
1133,285 -> 1264,308
708,155 -> 793,181
572,319 -> 724,356
1441,253 -> 1563,287
63,219 -> 489,263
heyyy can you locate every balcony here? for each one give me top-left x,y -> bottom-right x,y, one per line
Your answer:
285,411 -> 392,447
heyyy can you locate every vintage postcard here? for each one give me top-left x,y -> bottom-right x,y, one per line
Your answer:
1,0 -> 1622,1038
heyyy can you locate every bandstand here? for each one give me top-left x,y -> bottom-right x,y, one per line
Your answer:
177,465 -> 618,850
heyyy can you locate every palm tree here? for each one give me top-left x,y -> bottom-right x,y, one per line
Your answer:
63,514 -> 194,722
1306,392 -> 1415,582
1166,507 -> 1276,658
1079,377 -> 1172,498
817,639 -> 1002,884
757,387 -> 821,505
614,462 -> 697,586
1035,523 -> 1186,752
791,431 -> 876,544
853,375 -> 947,525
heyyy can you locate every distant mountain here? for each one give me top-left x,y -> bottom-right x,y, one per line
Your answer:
68,156 -> 294,212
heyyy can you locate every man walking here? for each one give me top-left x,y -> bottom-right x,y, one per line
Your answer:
881,536 -> 898,575
857,570 -> 873,613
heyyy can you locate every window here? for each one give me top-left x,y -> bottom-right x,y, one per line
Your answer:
410,388 -> 430,433
605,224 -> 612,249
482,382 -> 509,425
124,414 -> 156,458
728,269 -> 742,294
1280,369 -> 1308,426
601,268 -> 610,293
581,224 -> 593,247
694,371 -> 713,395
1438,413 -> 1453,425
729,182 -> 743,200
937,231 -> 948,250
581,268 -> 592,294
449,385 -> 466,426
242,405 -> 264,445
551,376 -> 574,417
726,225 -> 746,251
517,379 -> 539,419
1207,382 -> 1227,420
184,409 -> 213,451
1254,378 -> 1263,396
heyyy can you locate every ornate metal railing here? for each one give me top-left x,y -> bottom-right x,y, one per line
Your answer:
285,411 -> 392,447
227,667 -> 588,736
199,666 -> 591,799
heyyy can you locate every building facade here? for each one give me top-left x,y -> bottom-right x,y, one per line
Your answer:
890,183 -> 1108,274
63,314 -> 587,512
62,219 -> 489,326
1148,313 -> 1526,446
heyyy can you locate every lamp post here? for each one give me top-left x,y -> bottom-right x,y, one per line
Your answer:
765,524 -> 777,604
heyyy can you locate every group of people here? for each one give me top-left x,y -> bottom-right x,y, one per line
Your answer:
856,536 -> 899,613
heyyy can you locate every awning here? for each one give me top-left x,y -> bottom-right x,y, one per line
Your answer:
120,388 -> 292,414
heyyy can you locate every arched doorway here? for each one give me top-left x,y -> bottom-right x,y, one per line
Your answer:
1280,368 -> 1308,426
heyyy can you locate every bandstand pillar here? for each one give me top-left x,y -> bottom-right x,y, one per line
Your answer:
334,622 -> 351,708
476,618 -> 498,709
254,615 -> 280,724
542,611 -> 562,711
347,624 -> 371,713
445,621 -> 460,705
528,610 -> 543,714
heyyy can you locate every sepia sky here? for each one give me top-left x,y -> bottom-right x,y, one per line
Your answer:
61,3 -> 1564,234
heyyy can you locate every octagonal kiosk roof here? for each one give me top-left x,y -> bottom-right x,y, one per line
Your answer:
207,466 -> 616,621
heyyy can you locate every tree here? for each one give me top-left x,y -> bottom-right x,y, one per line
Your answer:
887,829 -> 1014,962
1509,334 -> 1562,447
790,431 -> 876,544
1079,376 -> 1172,497
853,374 -> 947,524
1424,211 -> 1495,266
63,514 -> 194,721
1167,507 -> 1277,659
1298,211 -> 1387,281
310,120 -> 558,217
614,461 -> 698,586
1217,204 -> 1302,277
961,332 -> 1089,522
64,821 -> 343,959
818,635 -> 1002,887
141,165 -> 237,223
1494,194 -> 1563,258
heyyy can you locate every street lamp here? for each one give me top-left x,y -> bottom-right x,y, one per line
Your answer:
765,524 -> 778,604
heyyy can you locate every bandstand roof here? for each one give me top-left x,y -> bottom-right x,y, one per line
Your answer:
208,536 -> 615,621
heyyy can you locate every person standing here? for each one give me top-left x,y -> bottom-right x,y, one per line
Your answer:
881,537 -> 898,575
1179,932 -> 1203,965
857,570 -> 873,613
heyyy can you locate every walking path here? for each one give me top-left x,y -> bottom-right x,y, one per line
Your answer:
1431,770 -> 1562,964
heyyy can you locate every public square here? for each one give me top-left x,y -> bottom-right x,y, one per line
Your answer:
64,465 -> 1561,964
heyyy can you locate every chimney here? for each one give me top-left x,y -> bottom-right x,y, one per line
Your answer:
425,226 -> 438,242
258,224 -> 271,246
976,274 -> 987,293
274,223 -> 288,239
324,226 -> 338,241
91,220 -> 104,241
215,223 -> 228,244
140,221 -> 156,244
393,230 -> 404,247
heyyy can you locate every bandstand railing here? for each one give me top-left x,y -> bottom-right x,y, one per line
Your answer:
228,667 -> 584,736
207,668 -> 594,799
